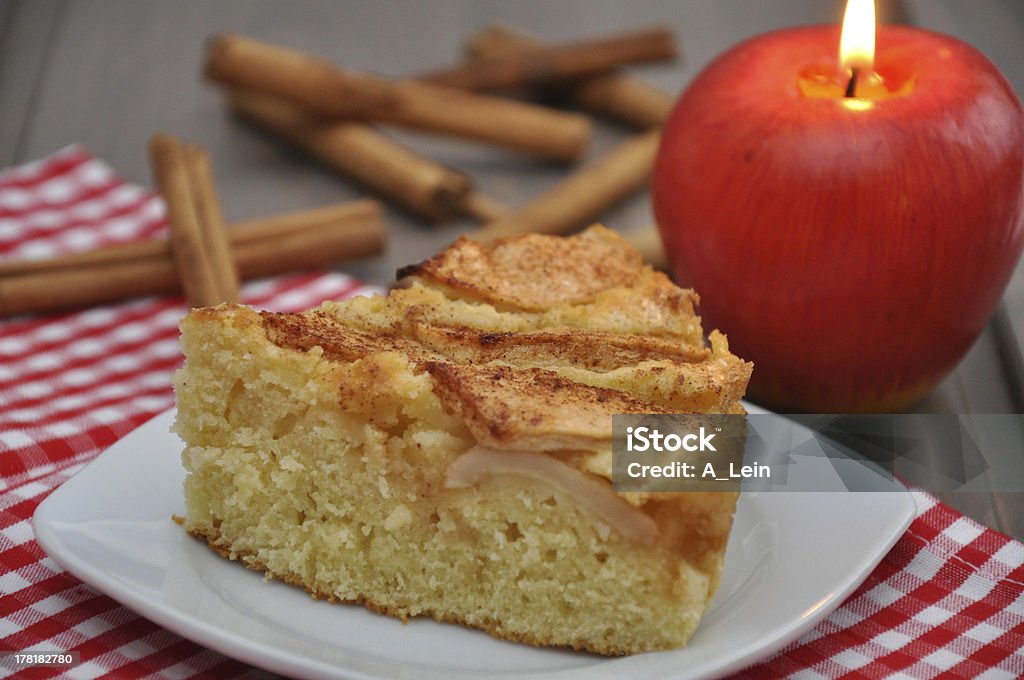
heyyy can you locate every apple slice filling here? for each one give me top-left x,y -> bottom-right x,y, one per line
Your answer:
444,445 -> 658,547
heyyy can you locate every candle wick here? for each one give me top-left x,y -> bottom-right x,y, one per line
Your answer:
844,67 -> 861,98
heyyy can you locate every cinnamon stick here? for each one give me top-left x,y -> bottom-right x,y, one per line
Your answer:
0,201 -> 386,318
464,26 -> 674,129
0,200 -> 384,277
461,192 -> 511,223
205,33 -> 399,115
206,33 -> 592,163
472,128 -> 660,241
229,89 -> 472,222
149,134 -> 228,307
232,200 -> 382,245
622,226 -> 668,270
418,26 -> 677,92
185,143 -> 241,302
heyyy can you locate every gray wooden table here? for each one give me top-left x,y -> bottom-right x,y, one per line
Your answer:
3,0 -> 1023,538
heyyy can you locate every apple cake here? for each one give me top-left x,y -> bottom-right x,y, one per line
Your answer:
174,225 -> 752,655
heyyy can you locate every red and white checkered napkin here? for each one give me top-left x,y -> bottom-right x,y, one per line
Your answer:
1,148 -> 1022,679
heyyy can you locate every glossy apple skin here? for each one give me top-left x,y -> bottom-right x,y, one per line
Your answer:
654,25 -> 1024,412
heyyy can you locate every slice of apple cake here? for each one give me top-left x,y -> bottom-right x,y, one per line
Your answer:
174,225 -> 752,655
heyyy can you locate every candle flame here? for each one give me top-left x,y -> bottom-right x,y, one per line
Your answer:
840,0 -> 875,72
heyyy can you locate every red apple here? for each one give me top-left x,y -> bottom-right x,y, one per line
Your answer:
653,25 -> 1024,412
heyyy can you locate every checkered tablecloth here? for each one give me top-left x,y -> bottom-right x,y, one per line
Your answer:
2,148 -> 1023,679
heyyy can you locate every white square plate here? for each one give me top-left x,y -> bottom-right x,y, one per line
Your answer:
35,407 -> 915,680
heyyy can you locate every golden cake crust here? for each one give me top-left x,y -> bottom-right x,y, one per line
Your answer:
424,362 -> 674,450
412,324 -> 711,367
398,225 -> 649,311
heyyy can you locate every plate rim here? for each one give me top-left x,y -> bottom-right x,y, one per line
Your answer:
34,406 -> 917,680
